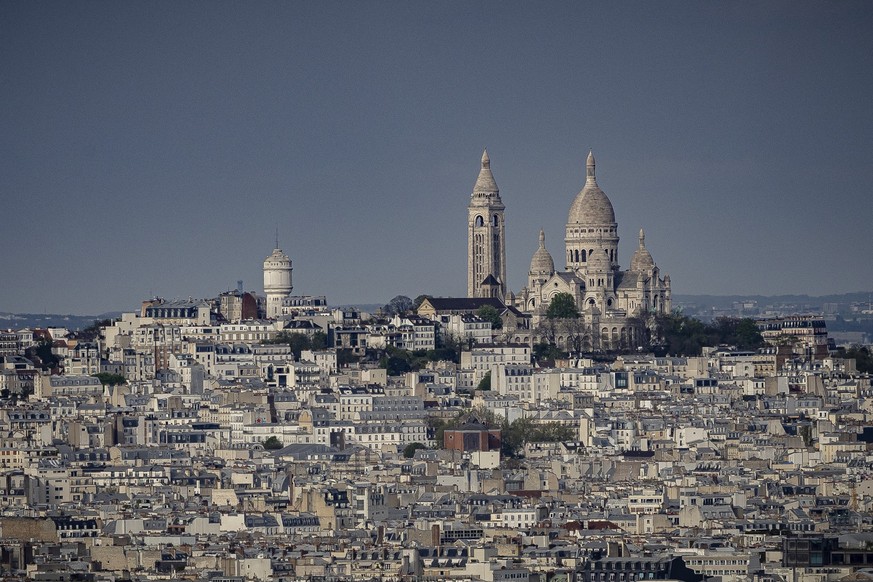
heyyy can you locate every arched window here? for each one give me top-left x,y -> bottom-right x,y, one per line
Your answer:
574,249 -> 580,262
581,249 -> 586,262
492,214 -> 499,226
475,215 -> 484,227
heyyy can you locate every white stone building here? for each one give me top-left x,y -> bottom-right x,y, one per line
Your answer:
465,150 -> 673,350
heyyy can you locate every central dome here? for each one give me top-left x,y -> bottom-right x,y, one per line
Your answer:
567,151 -> 616,225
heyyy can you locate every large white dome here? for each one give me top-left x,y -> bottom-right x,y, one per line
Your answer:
567,151 -> 616,226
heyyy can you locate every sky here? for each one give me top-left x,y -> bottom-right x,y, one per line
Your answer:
2,1 -> 873,315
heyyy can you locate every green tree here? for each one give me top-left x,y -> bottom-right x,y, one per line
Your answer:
652,312 -> 710,356
337,348 -> 359,367
28,338 -> 60,371
403,442 -> 427,458
837,345 -> 873,374
501,418 -> 575,458
533,342 -> 565,362
263,332 -> 312,358
263,436 -> 283,450
477,371 -> 491,391
501,417 -> 533,458
311,331 -> 328,350
425,347 -> 457,363
546,293 -> 580,319
734,318 -> 765,350
476,305 -> 503,330
380,346 -> 417,376
383,295 -> 414,316
78,318 -> 114,341
94,373 -> 126,386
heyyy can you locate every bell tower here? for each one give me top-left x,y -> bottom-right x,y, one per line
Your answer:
467,149 -> 506,298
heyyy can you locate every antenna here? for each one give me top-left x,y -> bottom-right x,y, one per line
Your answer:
275,224 -> 279,250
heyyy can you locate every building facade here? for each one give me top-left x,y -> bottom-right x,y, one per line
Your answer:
465,150 -> 673,350
467,149 -> 506,299
263,246 -> 293,319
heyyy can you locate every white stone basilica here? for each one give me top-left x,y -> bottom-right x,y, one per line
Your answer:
466,149 -> 672,348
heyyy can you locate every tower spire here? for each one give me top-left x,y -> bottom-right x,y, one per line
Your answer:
467,149 -> 505,298
539,228 -> 545,247
275,226 -> 279,250
586,149 -> 596,182
639,228 -> 646,247
473,149 -> 499,193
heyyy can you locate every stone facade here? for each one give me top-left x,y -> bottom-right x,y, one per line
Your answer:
263,246 -> 293,319
465,150 -> 673,350
467,150 -> 506,299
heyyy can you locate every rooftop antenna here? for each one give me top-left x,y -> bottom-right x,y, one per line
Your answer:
275,224 -> 279,250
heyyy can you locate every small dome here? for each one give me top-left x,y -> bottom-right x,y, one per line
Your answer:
529,229 -> 555,276
630,228 -> 655,272
587,244 -> 611,271
567,151 -> 616,225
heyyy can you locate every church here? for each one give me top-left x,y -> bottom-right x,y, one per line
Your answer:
466,149 -> 672,349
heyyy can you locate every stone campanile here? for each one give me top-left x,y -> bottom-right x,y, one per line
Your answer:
467,149 -> 506,299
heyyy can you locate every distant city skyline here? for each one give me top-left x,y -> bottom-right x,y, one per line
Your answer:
2,2 -> 873,314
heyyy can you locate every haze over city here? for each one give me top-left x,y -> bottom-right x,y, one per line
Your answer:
2,2 -> 873,314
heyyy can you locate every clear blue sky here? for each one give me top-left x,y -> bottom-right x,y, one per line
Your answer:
2,1 -> 872,314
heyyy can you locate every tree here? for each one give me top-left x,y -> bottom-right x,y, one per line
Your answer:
76,318 -> 113,342
563,315 -> 590,354
383,295 -> 414,316
651,312 -> 709,356
380,346 -> 417,376
28,338 -> 60,371
403,442 -> 427,458
263,436 -> 283,450
476,305 -> 502,330
337,348 -> 359,367
649,313 -> 764,356
477,371 -> 491,391
837,345 -> 873,374
546,293 -> 580,319
94,373 -> 126,386
533,342 -> 565,363
263,332 -> 312,358
311,331 -> 328,350
734,318 -> 765,350
501,418 -> 576,458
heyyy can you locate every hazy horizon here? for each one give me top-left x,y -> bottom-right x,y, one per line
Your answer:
3,2 -> 873,314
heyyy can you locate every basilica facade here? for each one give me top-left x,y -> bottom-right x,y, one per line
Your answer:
466,149 -> 672,349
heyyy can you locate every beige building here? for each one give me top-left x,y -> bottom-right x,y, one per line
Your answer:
467,149 -> 506,299
465,149 -> 672,350
263,245 -> 293,319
